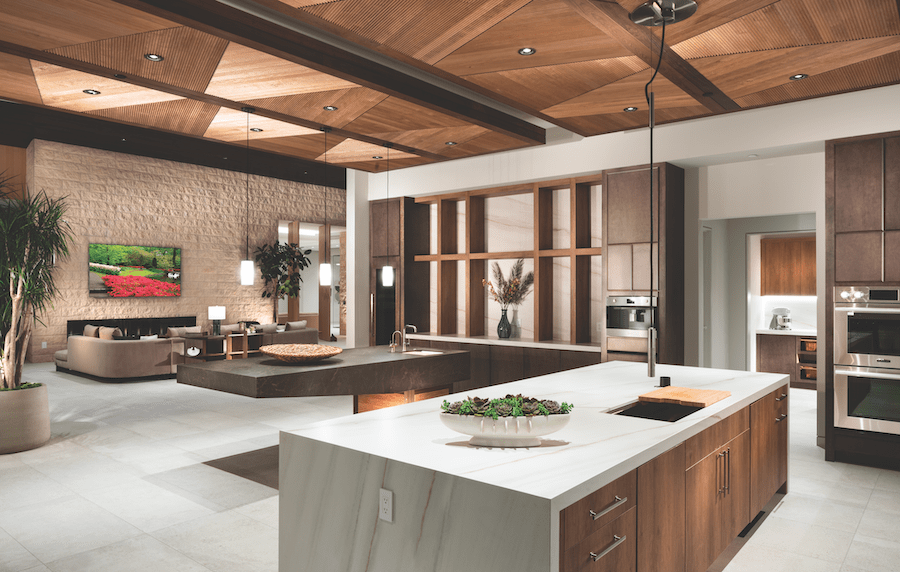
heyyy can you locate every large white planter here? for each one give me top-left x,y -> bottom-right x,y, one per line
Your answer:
0,383 -> 51,455
440,412 -> 570,447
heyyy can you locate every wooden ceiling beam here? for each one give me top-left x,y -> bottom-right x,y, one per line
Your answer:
0,39 -> 446,163
561,0 -> 741,113
109,0 -> 546,146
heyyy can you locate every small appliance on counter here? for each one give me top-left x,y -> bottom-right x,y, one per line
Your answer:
771,307 -> 791,330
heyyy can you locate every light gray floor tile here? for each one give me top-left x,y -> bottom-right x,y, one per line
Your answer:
0,526 -> 41,572
790,458 -> 882,488
0,463 -> 76,512
874,469 -> 900,493
111,418 -> 204,441
742,515 -> 854,563
769,493 -> 866,533
0,496 -> 142,563
24,449 -> 145,493
841,535 -> 900,572
234,496 -> 279,529
723,543 -> 841,572
152,511 -> 277,572
867,488 -> 900,515
79,479 -> 214,533
787,475 -> 874,508
856,507 -> 900,543
46,534 -> 210,572
144,463 -> 276,511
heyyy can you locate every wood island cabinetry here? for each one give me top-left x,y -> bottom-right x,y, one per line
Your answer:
750,385 -> 789,517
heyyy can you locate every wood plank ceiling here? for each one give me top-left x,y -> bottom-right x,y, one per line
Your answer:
1,0 -> 898,173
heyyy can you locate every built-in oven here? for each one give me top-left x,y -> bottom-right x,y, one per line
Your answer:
834,286 -> 900,435
606,296 -> 657,337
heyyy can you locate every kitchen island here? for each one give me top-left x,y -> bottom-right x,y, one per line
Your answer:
279,361 -> 789,572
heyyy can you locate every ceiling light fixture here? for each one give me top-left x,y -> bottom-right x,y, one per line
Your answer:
240,107 -> 256,286
789,73 -> 808,81
319,126 -> 333,287
628,0 -> 696,378
381,143 -> 395,288
373,155 -> 383,160
323,105 -> 338,111
445,141 -> 457,146
144,53 -> 164,62
624,106 -> 638,112
250,127 -> 263,132
517,47 -> 536,56
83,89 -> 100,95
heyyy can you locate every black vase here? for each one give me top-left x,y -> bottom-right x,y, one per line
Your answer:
497,308 -> 511,339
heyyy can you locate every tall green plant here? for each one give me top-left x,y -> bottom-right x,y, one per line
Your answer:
1,178 -> 72,389
254,242 -> 312,299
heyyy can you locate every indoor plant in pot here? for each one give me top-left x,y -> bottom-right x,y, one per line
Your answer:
0,178 -> 71,454
254,241 -> 312,320
482,259 -> 534,338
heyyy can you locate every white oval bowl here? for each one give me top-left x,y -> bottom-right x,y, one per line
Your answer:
439,412 -> 570,447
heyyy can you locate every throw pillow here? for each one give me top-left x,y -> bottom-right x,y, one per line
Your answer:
185,325 -> 201,335
83,324 -> 101,337
220,324 -> 241,334
285,320 -> 308,331
99,326 -> 123,340
259,323 -> 277,334
140,334 -> 159,340
166,326 -> 186,338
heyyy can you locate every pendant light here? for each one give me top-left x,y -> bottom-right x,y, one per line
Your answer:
319,126 -> 332,286
627,0 -> 696,376
240,107 -> 255,285
381,143 -> 395,288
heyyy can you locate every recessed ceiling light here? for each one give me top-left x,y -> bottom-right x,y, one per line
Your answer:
83,89 -> 101,95
789,73 -> 808,81
144,53 -> 164,62
372,155 -> 383,160
445,141 -> 457,146
250,127 -> 263,132
323,105 -> 338,111
624,106 -> 638,112
517,47 -> 536,56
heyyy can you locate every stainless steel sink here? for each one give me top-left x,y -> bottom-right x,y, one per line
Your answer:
609,401 -> 702,422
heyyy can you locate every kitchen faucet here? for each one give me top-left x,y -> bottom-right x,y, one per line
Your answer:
403,324 -> 417,351
389,330 -> 402,353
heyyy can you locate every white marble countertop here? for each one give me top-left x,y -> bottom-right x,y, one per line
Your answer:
756,328 -> 817,337
406,332 -> 603,353
283,361 -> 786,511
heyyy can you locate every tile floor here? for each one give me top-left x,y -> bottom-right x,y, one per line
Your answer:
0,363 -> 897,572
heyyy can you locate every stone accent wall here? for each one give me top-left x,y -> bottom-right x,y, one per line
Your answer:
27,140 -> 345,362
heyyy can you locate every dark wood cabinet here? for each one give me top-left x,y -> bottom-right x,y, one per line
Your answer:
637,444 -> 685,572
490,345 -> 524,385
685,430 -> 750,572
750,386 -> 789,517
756,334 -> 816,389
761,236 -> 815,296
602,163 -> 684,365
830,134 -> 900,285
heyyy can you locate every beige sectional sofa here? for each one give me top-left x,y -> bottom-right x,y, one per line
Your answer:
55,320 -> 319,380
55,336 -> 184,379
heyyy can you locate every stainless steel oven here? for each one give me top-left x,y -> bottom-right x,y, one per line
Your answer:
606,296 -> 657,338
834,287 -> 900,368
834,286 -> 900,435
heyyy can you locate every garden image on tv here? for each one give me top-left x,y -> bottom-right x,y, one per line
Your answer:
89,244 -> 181,297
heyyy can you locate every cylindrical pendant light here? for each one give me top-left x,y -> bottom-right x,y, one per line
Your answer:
381,143 -> 394,287
240,107 -> 255,285
319,126 -> 332,286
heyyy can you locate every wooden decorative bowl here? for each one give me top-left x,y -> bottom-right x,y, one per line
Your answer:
259,344 -> 342,363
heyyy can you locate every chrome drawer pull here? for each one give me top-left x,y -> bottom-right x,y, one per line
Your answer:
589,496 -> 627,521
776,413 -> 787,422
775,393 -> 787,401
590,535 -> 626,561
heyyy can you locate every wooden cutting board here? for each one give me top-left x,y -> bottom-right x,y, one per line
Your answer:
638,386 -> 731,408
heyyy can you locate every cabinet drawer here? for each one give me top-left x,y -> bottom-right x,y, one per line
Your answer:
685,407 -> 749,469
561,470 -> 636,551
563,506 -> 636,572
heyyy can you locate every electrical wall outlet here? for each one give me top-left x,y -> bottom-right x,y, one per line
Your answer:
379,488 -> 392,523
41,341 -> 47,349
596,322 -> 603,332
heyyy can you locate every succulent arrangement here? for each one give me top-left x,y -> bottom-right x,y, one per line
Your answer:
441,394 -> 573,420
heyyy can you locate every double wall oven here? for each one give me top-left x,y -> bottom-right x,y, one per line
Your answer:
834,286 -> 900,435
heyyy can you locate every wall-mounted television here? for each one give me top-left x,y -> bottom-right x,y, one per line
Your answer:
89,244 -> 181,298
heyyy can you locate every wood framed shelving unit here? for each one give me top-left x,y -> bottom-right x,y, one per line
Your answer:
414,174 -> 604,344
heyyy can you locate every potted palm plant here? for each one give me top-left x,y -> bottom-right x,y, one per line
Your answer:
0,176 -> 72,454
254,241 -> 312,320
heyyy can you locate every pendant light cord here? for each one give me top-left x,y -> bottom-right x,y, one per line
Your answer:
245,109 -> 251,261
644,15 -> 666,330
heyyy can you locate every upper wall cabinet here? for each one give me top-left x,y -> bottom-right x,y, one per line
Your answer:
761,236 -> 816,296
830,133 -> 900,284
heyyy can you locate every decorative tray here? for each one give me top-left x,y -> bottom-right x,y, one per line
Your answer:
259,344 -> 342,363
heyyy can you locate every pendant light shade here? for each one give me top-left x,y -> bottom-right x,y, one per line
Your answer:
240,107 -> 255,285
381,143 -> 394,288
381,265 -> 394,287
318,126 -> 333,286
319,261 -> 332,286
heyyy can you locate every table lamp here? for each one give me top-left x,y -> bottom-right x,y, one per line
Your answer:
208,306 -> 226,335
